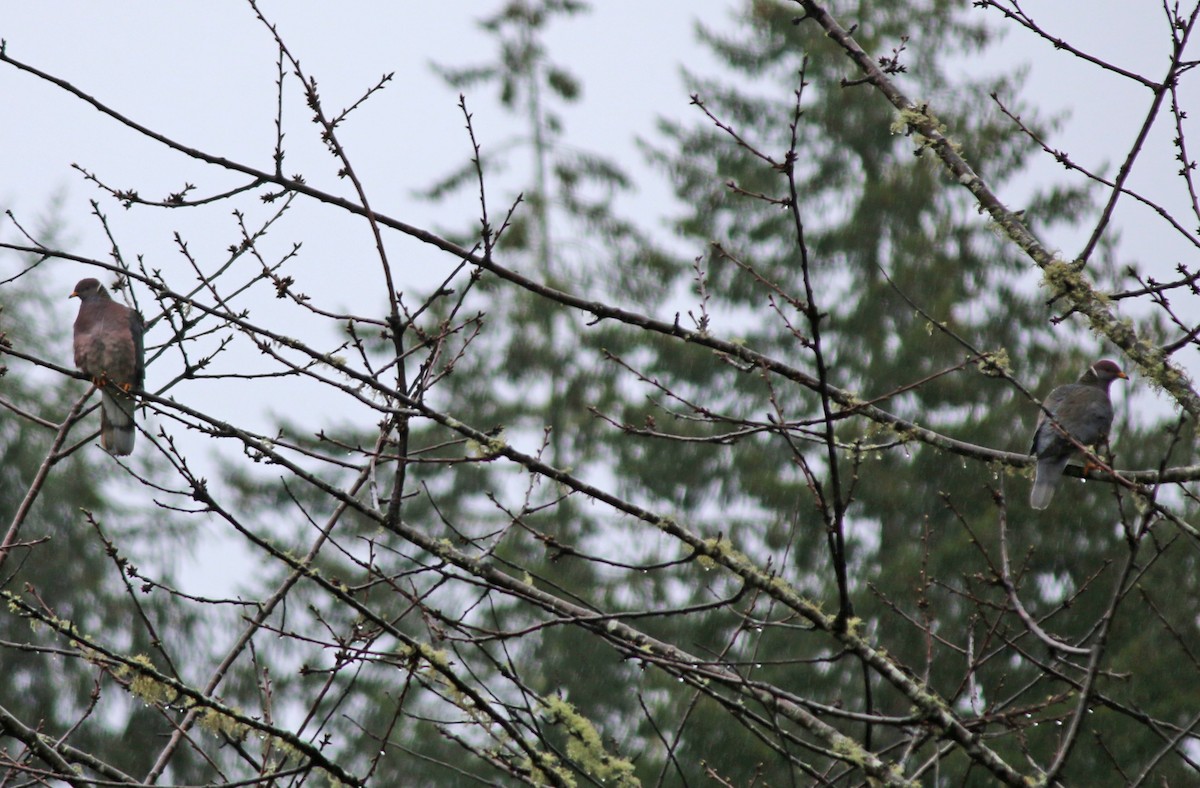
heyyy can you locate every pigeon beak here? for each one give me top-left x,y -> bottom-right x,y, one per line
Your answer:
69,289 -> 79,299
1118,371 -> 1128,379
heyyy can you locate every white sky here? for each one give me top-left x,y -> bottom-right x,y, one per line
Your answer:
2,1 -> 1196,593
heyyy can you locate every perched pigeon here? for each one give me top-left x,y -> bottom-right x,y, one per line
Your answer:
71,278 -> 145,455
1029,359 -> 1126,510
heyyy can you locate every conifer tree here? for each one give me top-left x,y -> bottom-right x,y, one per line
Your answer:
626,1 -> 1194,781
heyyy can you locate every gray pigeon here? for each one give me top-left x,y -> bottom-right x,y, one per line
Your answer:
71,278 -> 145,455
1029,359 -> 1126,509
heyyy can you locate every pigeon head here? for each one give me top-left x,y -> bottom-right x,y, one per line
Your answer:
70,278 -> 112,302
1081,359 -> 1127,387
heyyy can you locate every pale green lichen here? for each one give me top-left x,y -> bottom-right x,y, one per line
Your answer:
975,349 -> 1011,378
841,393 -> 867,410
540,697 -> 639,787
842,616 -> 864,636
891,104 -> 949,153
4,591 -> 20,614
127,655 -> 178,705
831,734 -> 869,767
1041,259 -> 1090,298
911,686 -> 952,715
518,753 -> 575,788
414,641 -> 450,669
890,108 -> 915,135
199,706 -> 249,740
696,535 -> 760,576
466,432 -> 507,459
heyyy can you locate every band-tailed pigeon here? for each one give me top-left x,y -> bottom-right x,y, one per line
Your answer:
71,278 -> 145,455
1029,359 -> 1126,509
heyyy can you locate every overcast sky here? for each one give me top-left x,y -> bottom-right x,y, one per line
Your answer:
2,2 -> 1195,593
4,3 -> 1190,265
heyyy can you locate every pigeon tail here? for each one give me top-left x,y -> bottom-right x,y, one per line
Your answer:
100,389 -> 136,455
1030,457 -> 1068,510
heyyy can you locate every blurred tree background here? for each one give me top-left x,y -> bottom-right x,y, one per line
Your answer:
0,210 -> 204,781
3,0 -> 1199,785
